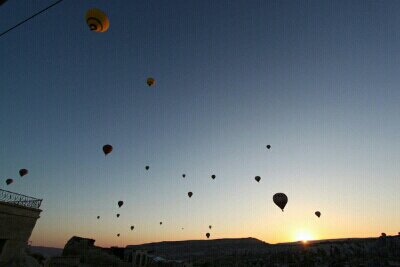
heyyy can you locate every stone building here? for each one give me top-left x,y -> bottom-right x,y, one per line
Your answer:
0,188 -> 43,267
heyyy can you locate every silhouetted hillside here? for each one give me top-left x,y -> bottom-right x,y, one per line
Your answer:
29,246 -> 63,257
127,237 -> 270,260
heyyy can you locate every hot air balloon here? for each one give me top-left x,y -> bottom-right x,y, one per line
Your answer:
146,77 -> 155,86
118,201 -> 124,208
315,211 -> 321,218
255,176 -> 261,183
182,228 -> 184,230
19,169 -> 28,177
160,222 -> 162,225
117,214 -> 120,218
6,179 -> 13,185
266,145 -> 271,149
182,174 -> 186,178
211,175 -> 216,179
85,8 -> 109,32
97,216 -> 100,219
103,144 -> 113,156
273,193 -> 288,212
145,166 -> 149,170
209,225 -> 212,229
206,233 -> 210,239
188,192 -> 193,198
130,226 -> 134,230
117,233 -> 120,237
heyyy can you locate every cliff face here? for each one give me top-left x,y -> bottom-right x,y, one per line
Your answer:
62,236 -> 121,265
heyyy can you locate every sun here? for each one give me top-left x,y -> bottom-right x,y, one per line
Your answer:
295,231 -> 313,243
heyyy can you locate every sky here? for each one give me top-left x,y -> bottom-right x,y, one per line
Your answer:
0,0 -> 399,248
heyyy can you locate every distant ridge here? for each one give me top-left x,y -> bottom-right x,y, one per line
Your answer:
29,246 -> 63,257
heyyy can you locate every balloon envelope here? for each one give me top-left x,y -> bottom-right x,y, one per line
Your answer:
19,169 -> 28,177
117,214 -> 120,218
315,211 -> 321,218
85,8 -> 109,32
118,201 -> 123,208
6,179 -> 13,185
206,233 -> 210,239
211,175 -> 216,179
273,193 -> 288,211
209,225 -> 212,229
255,176 -> 261,182
266,145 -> 271,149
97,216 -> 100,219
188,192 -> 193,198
131,226 -> 134,230
145,166 -> 150,170
147,77 -> 155,86
182,174 -> 186,178
103,144 -> 113,155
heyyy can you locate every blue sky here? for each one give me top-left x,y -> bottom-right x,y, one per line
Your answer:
0,0 -> 399,247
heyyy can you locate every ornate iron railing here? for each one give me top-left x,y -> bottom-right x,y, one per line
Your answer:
0,189 -> 42,209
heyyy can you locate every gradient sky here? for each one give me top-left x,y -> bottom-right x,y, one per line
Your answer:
0,0 -> 399,248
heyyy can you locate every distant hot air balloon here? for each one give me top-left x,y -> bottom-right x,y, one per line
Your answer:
117,233 -> 120,237
206,233 -> 210,239
266,145 -> 271,149
85,8 -> 109,32
130,226 -> 134,230
211,175 -> 216,180
315,211 -> 321,218
209,225 -> 212,229
188,192 -> 193,198
6,178 -> 13,185
118,201 -> 124,208
19,169 -> 28,177
145,166 -> 150,170
160,222 -> 162,225
97,216 -> 100,219
146,77 -> 155,86
255,176 -> 261,183
273,193 -> 288,212
103,144 -> 113,156
182,228 -> 184,230
117,214 -> 120,218
182,174 -> 186,178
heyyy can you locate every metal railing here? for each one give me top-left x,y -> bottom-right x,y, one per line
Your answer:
0,188 -> 42,209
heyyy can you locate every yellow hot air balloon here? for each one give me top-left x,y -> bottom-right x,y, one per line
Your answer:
147,77 -> 155,86
85,8 -> 109,32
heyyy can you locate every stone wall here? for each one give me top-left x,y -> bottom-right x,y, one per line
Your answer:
0,201 -> 41,266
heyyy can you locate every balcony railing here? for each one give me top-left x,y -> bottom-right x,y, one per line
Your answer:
0,189 -> 42,209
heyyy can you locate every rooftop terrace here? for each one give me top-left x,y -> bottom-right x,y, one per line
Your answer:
0,188 -> 42,209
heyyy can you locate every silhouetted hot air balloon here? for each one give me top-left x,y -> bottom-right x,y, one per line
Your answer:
117,214 -> 120,218
206,233 -> 210,239
130,226 -> 134,230
211,175 -> 216,179
6,179 -> 13,185
85,8 -> 109,32
255,176 -> 261,183
160,222 -> 162,225
118,201 -> 123,208
273,193 -> 288,212
117,233 -> 120,237
103,144 -> 113,156
182,227 -> 184,230
19,169 -> 28,177
182,174 -> 186,178
145,165 -> 149,170
315,211 -> 321,218
188,192 -> 193,198
209,225 -> 212,229
147,77 -> 155,86
97,216 -> 100,219
266,145 -> 271,149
